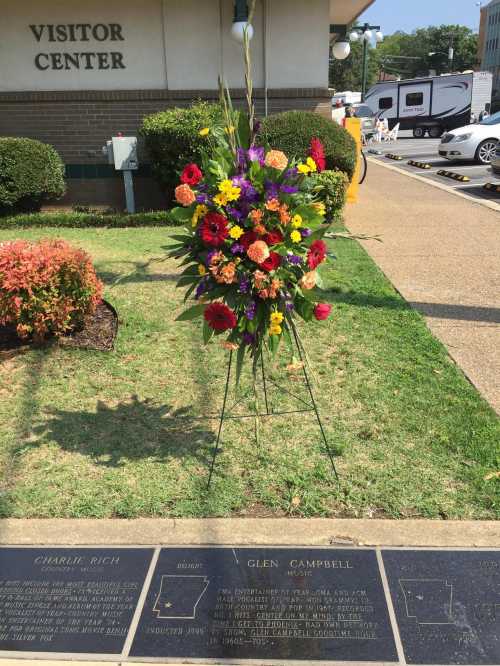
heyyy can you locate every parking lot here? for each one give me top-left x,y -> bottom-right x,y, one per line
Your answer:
367,131 -> 500,205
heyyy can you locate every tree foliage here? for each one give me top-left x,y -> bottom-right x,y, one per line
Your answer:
330,25 -> 479,91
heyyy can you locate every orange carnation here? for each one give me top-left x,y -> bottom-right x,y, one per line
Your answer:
279,204 -> 291,225
254,223 -> 267,236
250,209 -> 264,223
265,198 -> 280,212
253,269 -> 268,290
247,240 -> 270,264
265,150 -> 288,170
175,183 -> 196,206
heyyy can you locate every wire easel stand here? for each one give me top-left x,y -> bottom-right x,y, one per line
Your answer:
206,319 -> 340,490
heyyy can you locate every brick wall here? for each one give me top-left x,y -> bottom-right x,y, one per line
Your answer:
0,88 -> 332,209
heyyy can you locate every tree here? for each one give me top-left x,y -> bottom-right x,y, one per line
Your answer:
329,25 -> 479,91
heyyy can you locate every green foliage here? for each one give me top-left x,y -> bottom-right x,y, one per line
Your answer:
330,24 -> 479,90
0,211 -> 176,229
313,170 -> 349,223
140,101 -> 223,201
0,138 -> 66,213
257,111 -> 357,179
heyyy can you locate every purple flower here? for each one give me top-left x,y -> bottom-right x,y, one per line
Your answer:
239,276 -> 250,293
227,207 -> 244,222
243,332 -> 256,345
265,181 -> 280,200
206,249 -> 218,266
248,145 -> 265,165
284,167 -> 298,179
245,300 -> 257,320
301,228 -> 312,238
287,253 -> 303,265
194,279 -> 208,300
196,193 -> 209,205
231,243 -> 245,255
286,302 -> 295,312
236,147 -> 247,172
280,185 -> 299,194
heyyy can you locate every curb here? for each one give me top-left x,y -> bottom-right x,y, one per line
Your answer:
407,160 -> 432,169
0,518 -> 498,548
367,157 -> 500,212
384,153 -> 403,161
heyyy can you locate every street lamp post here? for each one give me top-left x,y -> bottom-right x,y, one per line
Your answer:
349,23 -> 384,101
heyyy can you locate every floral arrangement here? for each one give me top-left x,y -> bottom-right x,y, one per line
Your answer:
0,239 -> 103,341
169,112 -> 335,372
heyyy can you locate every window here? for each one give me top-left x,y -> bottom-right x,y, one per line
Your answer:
379,97 -> 393,109
406,92 -> 424,106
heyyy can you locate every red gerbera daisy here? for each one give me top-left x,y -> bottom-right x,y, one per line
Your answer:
201,213 -> 229,247
264,230 -> 284,247
204,303 -> 237,331
309,137 -> 326,172
307,240 -> 327,270
180,163 -> 203,186
260,251 -> 282,272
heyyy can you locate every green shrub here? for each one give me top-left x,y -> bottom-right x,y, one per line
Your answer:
140,101 -> 223,201
257,111 -> 357,179
0,239 -> 102,341
314,170 -> 349,222
0,211 -> 175,228
0,138 -> 66,213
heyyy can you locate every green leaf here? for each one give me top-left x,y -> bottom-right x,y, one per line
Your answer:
170,207 -> 193,223
176,275 -> 199,288
295,296 -> 314,322
235,344 -> 246,387
175,304 -> 206,321
170,233 -> 193,242
237,112 -> 251,150
203,318 -> 214,344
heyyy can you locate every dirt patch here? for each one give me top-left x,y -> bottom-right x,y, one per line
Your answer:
0,300 -> 118,357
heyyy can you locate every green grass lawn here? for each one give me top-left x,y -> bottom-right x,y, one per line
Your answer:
0,226 -> 498,519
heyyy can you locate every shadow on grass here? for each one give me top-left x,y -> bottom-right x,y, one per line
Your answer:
95,259 -> 178,287
29,396 -> 215,468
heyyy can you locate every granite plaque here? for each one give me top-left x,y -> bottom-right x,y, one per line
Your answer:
0,547 -> 153,654
383,550 -> 500,665
130,547 -> 398,662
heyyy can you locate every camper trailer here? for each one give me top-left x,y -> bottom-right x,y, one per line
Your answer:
364,71 -> 492,138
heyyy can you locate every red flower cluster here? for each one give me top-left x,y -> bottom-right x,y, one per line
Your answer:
201,212 -> 229,246
240,231 -> 258,250
180,163 -> 203,186
260,252 -> 282,273
307,240 -> 327,270
264,230 -> 284,247
314,303 -> 331,321
309,137 -> 326,172
0,239 -> 102,341
204,303 -> 237,331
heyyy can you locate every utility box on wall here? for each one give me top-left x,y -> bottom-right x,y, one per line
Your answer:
111,136 -> 138,171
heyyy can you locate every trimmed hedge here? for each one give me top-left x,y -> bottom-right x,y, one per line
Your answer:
0,137 -> 66,213
0,211 -> 176,229
314,170 -> 349,223
257,111 -> 357,179
140,101 -> 223,201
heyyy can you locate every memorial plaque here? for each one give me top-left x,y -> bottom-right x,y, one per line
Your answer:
130,547 -> 398,662
0,547 -> 153,654
383,549 -> 500,665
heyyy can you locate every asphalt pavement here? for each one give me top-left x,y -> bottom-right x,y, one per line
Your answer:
366,131 -> 500,206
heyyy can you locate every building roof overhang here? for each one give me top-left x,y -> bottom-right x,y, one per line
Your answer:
329,0 -> 375,26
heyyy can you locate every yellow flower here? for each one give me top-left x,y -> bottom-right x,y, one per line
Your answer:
290,230 -> 302,243
219,179 -> 234,194
192,204 -> 208,226
199,127 -> 210,136
198,264 -> 207,276
226,187 -> 241,202
229,225 -> 244,240
269,325 -> 282,336
270,312 -> 284,326
313,202 -> 326,216
297,163 -> 311,175
213,193 -> 229,206
218,179 -> 241,202
291,214 -> 303,228
306,156 -> 318,172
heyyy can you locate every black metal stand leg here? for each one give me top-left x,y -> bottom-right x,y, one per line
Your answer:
290,321 -> 340,483
261,353 -> 270,415
206,350 -> 233,490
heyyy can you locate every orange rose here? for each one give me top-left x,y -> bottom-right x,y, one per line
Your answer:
265,198 -> 280,212
175,183 -> 196,206
247,240 -> 270,264
219,262 -> 237,284
265,150 -> 288,170
300,270 -> 317,290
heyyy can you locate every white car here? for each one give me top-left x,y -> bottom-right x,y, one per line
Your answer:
438,111 -> 500,165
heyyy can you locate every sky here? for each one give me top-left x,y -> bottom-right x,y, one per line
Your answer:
359,0 -> 483,35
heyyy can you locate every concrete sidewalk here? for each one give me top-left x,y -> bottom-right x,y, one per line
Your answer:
344,161 -> 500,414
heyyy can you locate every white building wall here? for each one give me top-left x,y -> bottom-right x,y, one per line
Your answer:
0,0 -> 330,92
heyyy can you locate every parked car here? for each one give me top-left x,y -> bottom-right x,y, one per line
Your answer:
346,103 -> 377,140
438,111 -> 500,164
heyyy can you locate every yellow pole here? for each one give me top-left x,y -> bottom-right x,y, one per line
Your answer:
344,117 -> 362,204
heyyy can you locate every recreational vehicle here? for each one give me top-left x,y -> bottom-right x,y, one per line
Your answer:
364,72 -> 492,138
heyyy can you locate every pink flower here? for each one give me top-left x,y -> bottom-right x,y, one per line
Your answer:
314,303 -> 331,320
247,240 -> 270,264
265,150 -> 288,170
175,184 -> 196,206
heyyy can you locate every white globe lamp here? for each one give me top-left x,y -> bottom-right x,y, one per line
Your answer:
231,21 -> 254,43
349,30 -> 360,42
363,29 -> 373,42
332,40 -> 351,60
375,30 -> 384,43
